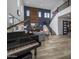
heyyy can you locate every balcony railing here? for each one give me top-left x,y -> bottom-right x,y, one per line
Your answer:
7,13 -> 29,30
7,13 -> 20,27
57,0 -> 71,12
51,0 -> 71,18
51,0 -> 71,22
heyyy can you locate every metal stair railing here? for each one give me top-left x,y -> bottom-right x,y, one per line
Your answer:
7,13 -> 29,30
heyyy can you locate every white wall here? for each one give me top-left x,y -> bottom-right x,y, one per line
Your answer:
7,0 -> 17,27
50,6 -> 71,35
7,0 -> 24,27
7,0 -> 19,20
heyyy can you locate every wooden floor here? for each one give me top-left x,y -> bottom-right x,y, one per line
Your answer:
32,35 -> 71,59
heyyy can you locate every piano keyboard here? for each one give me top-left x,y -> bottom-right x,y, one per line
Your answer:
7,42 -> 39,56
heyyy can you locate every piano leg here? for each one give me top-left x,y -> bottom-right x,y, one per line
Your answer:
34,48 -> 37,59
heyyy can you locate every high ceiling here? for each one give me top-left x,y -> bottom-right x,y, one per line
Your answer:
23,0 -> 65,10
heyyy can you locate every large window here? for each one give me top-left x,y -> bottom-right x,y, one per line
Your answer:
44,12 -> 50,18
8,15 -> 13,25
44,13 -> 47,18
47,13 -> 50,18
38,11 -> 41,17
26,10 -> 30,16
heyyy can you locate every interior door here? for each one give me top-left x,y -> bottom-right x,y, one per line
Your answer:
63,21 -> 68,35
63,21 -> 71,35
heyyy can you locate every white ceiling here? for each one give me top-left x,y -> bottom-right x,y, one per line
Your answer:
23,0 -> 65,10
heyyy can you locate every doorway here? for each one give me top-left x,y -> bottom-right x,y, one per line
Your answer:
63,21 -> 71,35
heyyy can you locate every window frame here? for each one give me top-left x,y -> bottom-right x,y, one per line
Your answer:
26,10 -> 30,16
38,11 -> 42,18
44,12 -> 50,18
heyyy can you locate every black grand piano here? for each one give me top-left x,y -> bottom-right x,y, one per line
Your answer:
7,31 -> 41,59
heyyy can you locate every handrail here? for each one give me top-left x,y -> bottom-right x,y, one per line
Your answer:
8,13 -> 20,27
7,21 -> 24,29
7,13 -> 21,29
57,0 -> 71,12
7,20 -> 29,29
9,13 -> 20,21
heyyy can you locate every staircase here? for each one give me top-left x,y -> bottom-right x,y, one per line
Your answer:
45,9 -> 58,35
44,15 -> 56,35
46,23 -> 56,35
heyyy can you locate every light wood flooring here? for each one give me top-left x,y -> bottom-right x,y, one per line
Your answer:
32,35 -> 71,59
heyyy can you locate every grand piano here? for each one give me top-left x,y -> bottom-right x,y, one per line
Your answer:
7,31 -> 41,59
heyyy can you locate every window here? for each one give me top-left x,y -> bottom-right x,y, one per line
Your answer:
26,10 -> 30,16
8,15 -> 13,24
14,18 -> 19,24
9,18 -> 13,24
47,13 -> 50,18
44,13 -> 50,18
38,11 -> 41,17
44,13 -> 47,18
